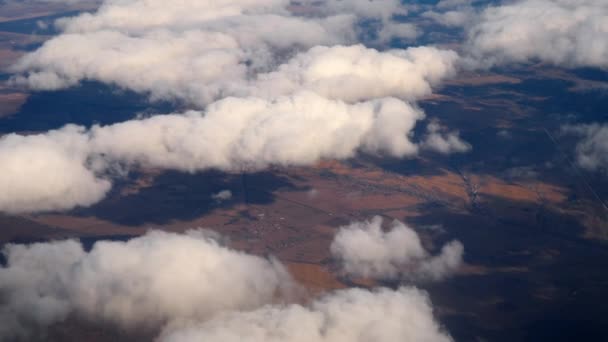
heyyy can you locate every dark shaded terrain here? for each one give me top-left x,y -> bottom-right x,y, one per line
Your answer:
72,170 -> 299,226
0,82 -> 178,133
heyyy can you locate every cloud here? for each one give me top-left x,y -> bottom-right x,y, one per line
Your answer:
9,0 -> 456,104
10,0 -> 421,105
0,227 -> 455,341
330,216 -> 464,281
0,229 -> 295,340
252,45 -> 458,102
465,0 -> 608,69
0,126 -> 111,214
421,0 -> 479,28
376,22 -> 420,42
421,121 -> 471,155
562,123 -> 608,171
0,92 -> 430,213
90,93 -> 426,168
12,40 -> 457,107
158,286 -> 453,342
1,0 -> 467,214
212,190 -> 233,202
57,0 -> 405,34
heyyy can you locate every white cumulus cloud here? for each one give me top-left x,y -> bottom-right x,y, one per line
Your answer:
0,126 -> 110,214
331,216 -> 464,281
159,287 -> 453,342
0,0 -> 469,214
10,0 -> 422,104
0,90 -> 443,213
252,45 -> 458,102
0,227 -> 455,342
0,230 -> 295,340
212,190 -> 233,202
421,121 -> 471,155
465,0 -> 608,69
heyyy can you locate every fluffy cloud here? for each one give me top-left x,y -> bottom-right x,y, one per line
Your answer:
562,123 -> 608,171
252,45 -> 458,102
11,30 -> 254,103
0,90 -> 447,213
1,2 -> 464,340
0,228 -> 454,341
466,0 -> 608,69
212,190 -> 233,202
331,216 -> 464,281
420,0 -> 478,28
89,93 -> 424,170
0,230 -> 295,340
2,0 -> 469,214
12,40 -> 457,106
10,0 -> 419,104
421,121 -> 471,154
159,287 -> 453,342
0,126 -> 110,214
56,0 -> 404,34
